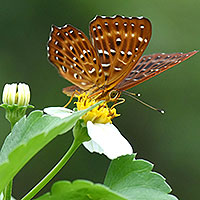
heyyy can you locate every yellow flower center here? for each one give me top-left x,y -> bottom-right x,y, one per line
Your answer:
75,93 -> 120,124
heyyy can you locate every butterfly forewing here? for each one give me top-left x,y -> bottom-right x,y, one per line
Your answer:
48,24 -> 105,90
116,51 -> 198,90
89,15 -> 152,90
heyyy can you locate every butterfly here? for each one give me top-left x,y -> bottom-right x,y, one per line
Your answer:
47,15 -> 198,104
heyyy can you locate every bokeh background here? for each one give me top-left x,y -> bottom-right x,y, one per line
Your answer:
0,0 -> 199,199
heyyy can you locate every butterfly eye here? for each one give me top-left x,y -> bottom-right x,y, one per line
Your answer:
109,90 -> 119,100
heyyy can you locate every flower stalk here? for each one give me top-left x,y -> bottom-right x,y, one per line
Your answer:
21,120 -> 89,200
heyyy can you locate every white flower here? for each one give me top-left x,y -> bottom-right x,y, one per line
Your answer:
44,107 -> 133,160
2,83 -> 30,106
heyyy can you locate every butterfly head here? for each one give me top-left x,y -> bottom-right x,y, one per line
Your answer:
88,88 -> 121,103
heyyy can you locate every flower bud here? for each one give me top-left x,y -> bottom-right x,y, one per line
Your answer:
2,83 -> 30,106
1,83 -> 33,128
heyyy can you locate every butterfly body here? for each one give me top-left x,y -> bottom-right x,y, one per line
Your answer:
62,83 -> 121,102
47,15 -> 197,103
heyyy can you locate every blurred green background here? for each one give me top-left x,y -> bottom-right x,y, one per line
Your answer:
0,0 -> 199,199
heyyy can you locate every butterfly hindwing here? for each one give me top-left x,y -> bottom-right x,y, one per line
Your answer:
116,51 -> 198,91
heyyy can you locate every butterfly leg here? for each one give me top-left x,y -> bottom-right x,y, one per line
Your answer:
89,89 -> 104,100
63,90 -> 80,108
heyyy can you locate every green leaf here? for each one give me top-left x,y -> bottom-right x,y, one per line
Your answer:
35,180 -> 126,200
0,102 -> 102,193
104,154 -> 178,200
34,155 -> 178,200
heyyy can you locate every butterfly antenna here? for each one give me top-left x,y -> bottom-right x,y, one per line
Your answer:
125,91 -> 141,97
123,90 -> 165,114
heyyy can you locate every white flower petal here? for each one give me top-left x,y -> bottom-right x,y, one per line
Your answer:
17,83 -> 25,106
83,139 -> 104,154
44,107 -> 73,118
83,121 -> 133,159
2,84 -> 9,104
9,83 -> 17,104
23,84 -> 30,105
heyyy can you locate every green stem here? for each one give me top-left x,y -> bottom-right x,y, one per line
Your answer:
21,139 -> 82,200
3,121 -> 15,200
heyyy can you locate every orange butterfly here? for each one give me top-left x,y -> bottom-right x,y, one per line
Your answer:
47,15 -> 197,104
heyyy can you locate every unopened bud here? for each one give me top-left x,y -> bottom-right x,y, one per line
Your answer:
2,83 -> 30,106
1,83 -> 33,128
